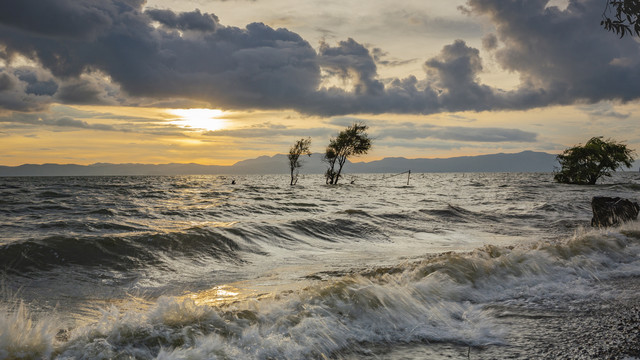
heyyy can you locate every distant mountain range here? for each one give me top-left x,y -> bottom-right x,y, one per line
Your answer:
0,151 -> 562,176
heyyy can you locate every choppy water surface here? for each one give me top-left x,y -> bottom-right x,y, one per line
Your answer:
1,173 -> 640,359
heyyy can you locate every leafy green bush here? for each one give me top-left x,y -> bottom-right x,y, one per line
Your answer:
554,137 -> 635,185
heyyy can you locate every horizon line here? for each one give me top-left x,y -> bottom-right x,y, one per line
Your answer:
0,150 -> 555,168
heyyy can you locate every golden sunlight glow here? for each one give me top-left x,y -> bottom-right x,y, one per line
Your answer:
186,285 -> 243,306
168,108 -> 227,131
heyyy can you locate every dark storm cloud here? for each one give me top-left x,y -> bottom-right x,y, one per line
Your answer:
299,38 -> 496,115
55,77 -> 121,105
56,80 -> 106,105
0,0 -> 638,116
0,73 -> 14,91
0,66 -> 125,110
0,0 -> 134,40
0,68 -> 54,111
0,0 -> 442,115
481,33 -> 498,51
423,39 -> 497,112
0,0 -> 319,109
318,38 -> 384,96
145,8 -> 219,32
463,0 -> 640,105
13,68 -> 58,96
317,0 -> 640,114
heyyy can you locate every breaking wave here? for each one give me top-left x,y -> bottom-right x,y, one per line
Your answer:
2,173 -> 640,359
2,223 -> 639,359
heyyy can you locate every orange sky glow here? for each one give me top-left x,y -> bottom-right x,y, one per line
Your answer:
0,0 -> 638,166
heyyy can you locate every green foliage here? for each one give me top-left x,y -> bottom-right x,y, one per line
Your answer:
324,123 -> 372,184
554,137 -> 635,185
288,137 -> 312,185
601,0 -> 640,37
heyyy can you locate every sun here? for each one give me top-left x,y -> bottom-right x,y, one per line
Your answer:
167,108 -> 227,131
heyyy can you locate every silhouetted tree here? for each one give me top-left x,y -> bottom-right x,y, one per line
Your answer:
324,123 -> 372,184
323,146 -> 338,185
602,0 -> 640,37
288,138 -> 312,185
554,137 -> 635,185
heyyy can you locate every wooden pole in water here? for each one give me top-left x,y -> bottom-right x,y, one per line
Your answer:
407,170 -> 411,185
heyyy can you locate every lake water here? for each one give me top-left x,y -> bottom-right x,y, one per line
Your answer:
1,172 -> 640,359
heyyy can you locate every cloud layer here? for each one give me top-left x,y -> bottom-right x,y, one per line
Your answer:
329,116 -> 537,143
0,0 -> 638,116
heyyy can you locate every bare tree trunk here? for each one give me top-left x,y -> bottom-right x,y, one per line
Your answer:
325,158 -> 337,184
334,156 -> 347,184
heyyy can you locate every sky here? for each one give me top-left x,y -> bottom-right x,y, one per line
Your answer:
0,0 -> 639,166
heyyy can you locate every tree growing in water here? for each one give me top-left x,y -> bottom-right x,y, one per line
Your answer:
324,123 -> 372,184
554,137 -> 635,185
288,137 -> 312,185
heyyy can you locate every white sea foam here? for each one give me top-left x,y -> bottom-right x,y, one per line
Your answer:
0,301 -> 56,359
46,222 -> 640,359
2,173 -> 640,358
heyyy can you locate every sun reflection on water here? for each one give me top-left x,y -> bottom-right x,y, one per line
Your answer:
186,285 -> 243,306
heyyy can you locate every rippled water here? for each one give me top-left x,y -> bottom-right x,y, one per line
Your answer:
1,173 -> 640,359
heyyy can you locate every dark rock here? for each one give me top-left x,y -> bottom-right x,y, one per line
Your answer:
591,196 -> 640,227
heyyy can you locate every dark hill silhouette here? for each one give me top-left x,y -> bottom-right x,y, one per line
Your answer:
0,151 -> 561,176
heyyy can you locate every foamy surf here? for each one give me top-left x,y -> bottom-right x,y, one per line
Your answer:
1,222 -> 639,359
2,173 -> 640,358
